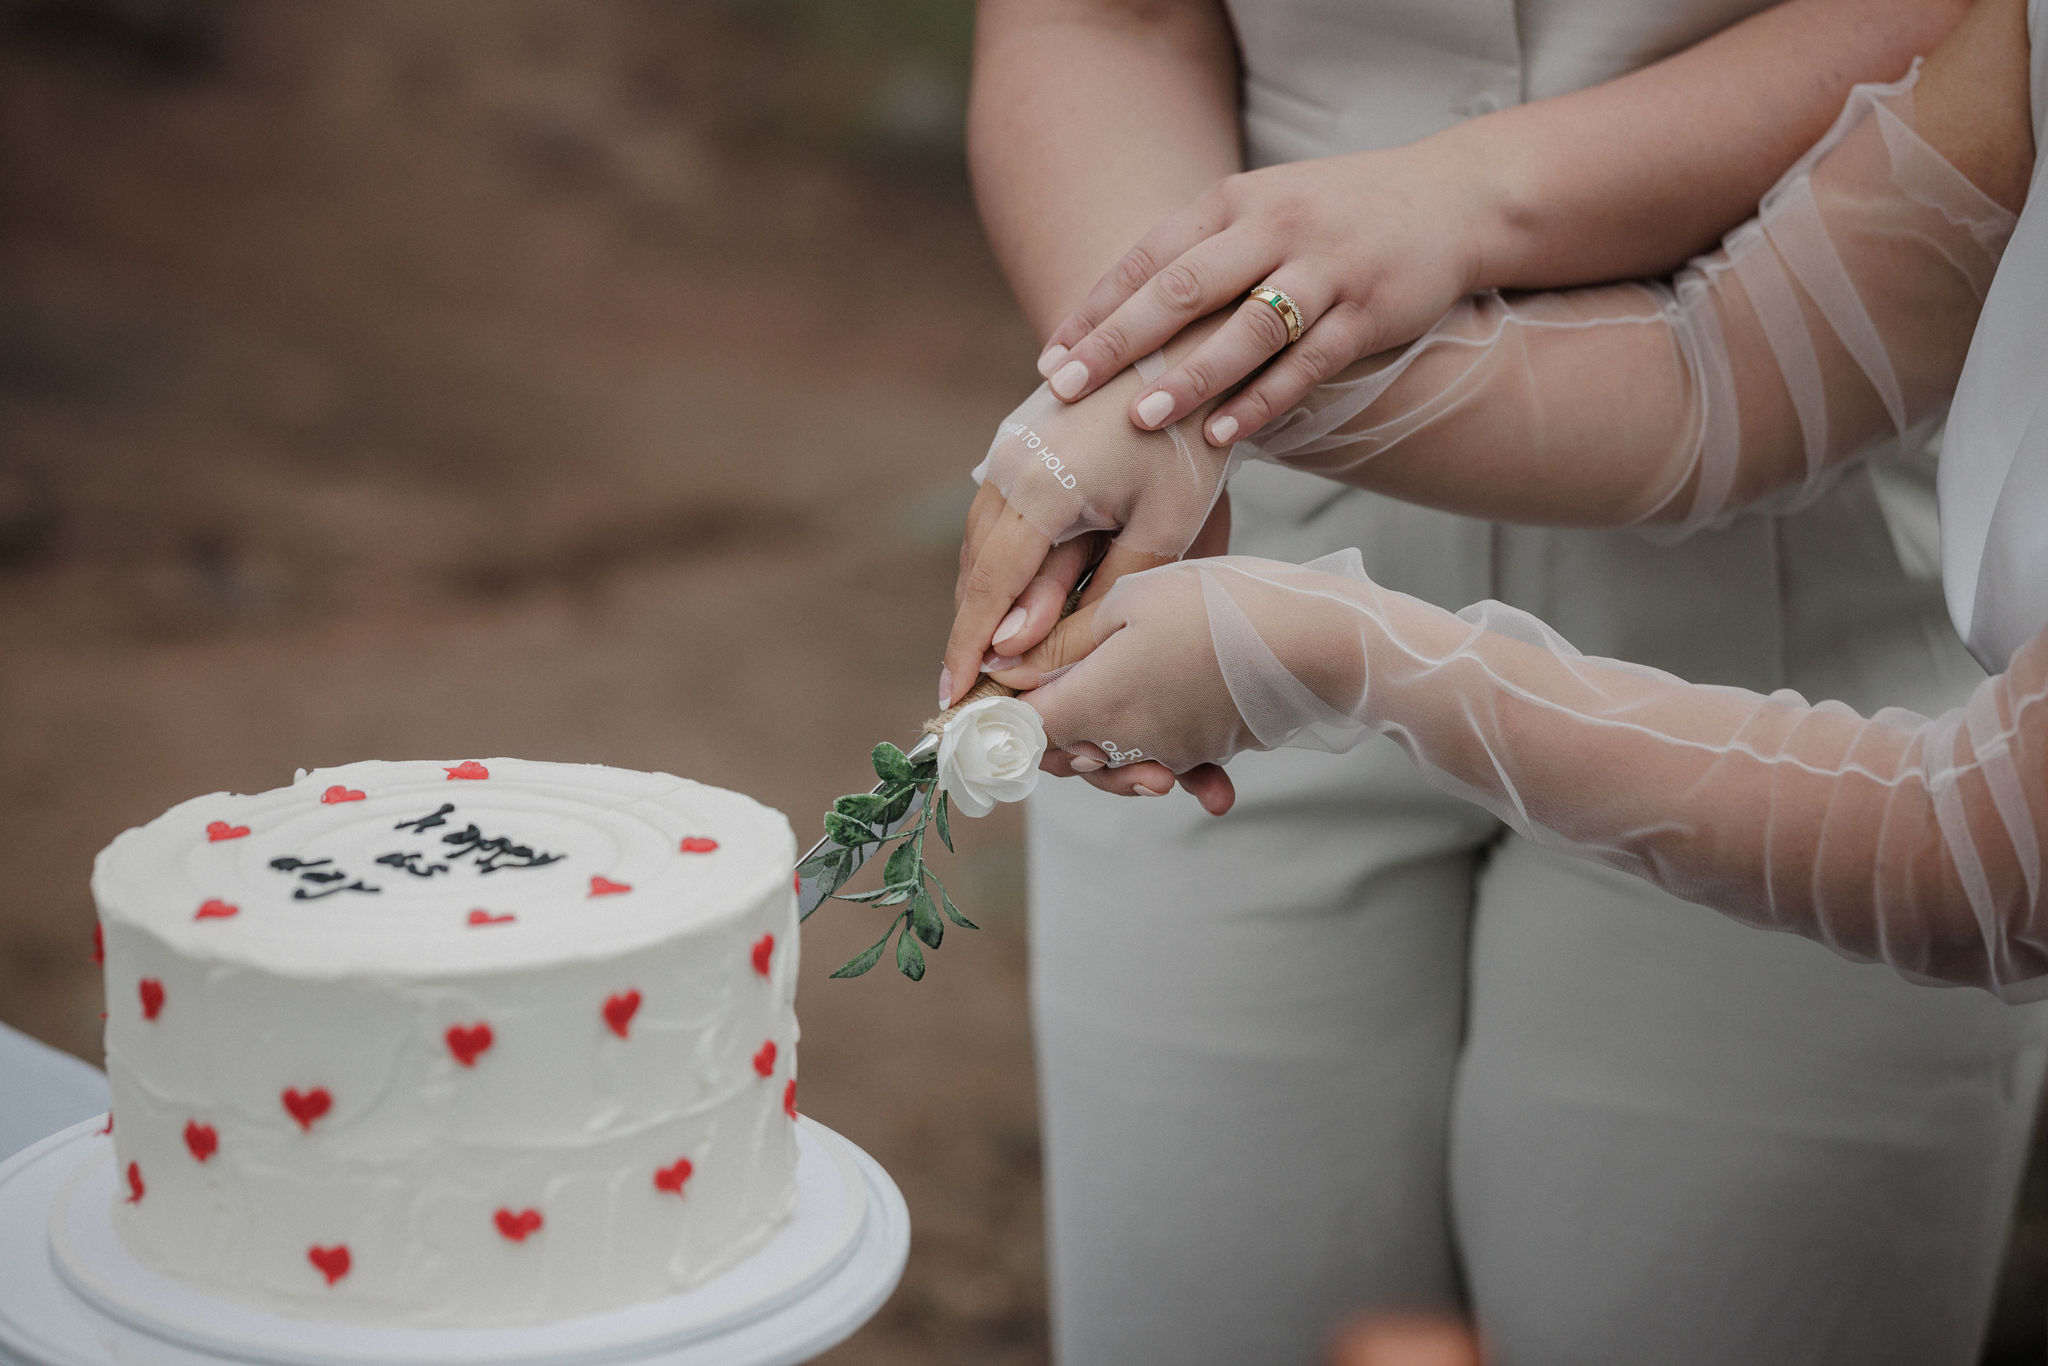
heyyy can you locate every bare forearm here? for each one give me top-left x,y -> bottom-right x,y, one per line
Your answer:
1457,0 -> 1972,289
1258,0 -> 2032,537
968,0 -> 1240,335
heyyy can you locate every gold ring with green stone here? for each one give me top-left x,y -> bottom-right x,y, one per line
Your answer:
1249,286 -> 1305,344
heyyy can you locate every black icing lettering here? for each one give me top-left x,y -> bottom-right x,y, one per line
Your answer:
375,851 -> 452,878
393,804 -> 456,834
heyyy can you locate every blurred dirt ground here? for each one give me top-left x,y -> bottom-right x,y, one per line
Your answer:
6,3 -> 2048,1364
1,1 -> 1046,1360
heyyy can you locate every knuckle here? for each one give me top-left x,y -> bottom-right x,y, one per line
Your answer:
1108,246 -> 1158,297
1084,318 -> 1132,365
1234,385 -> 1276,427
1177,357 -> 1219,402
1287,339 -> 1338,382
1237,298 -> 1290,351
962,558 -> 1005,604
1155,260 -> 1205,311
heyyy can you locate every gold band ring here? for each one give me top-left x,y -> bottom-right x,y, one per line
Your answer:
1249,286 -> 1306,344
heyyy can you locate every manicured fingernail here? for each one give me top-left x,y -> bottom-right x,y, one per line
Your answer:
992,605 -> 1028,649
1050,359 -> 1089,400
1208,414 -> 1239,445
1068,755 -> 1105,772
981,651 -> 1022,672
938,666 -> 953,708
1133,784 -> 1167,797
1036,343 -> 1068,378
1135,390 -> 1174,429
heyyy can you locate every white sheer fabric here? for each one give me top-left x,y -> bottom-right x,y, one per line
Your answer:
1029,550 -> 2048,999
972,347 -> 1236,558
1025,48 -> 2048,1000
1244,66 -> 2014,542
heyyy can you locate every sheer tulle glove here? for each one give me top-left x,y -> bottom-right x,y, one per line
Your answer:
972,346 -> 1235,559
1242,64 -> 2015,539
945,323 -> 1235,709
1007,550 -> 2048,1000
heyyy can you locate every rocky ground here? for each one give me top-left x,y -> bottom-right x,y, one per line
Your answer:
4,3 -> 2044,1362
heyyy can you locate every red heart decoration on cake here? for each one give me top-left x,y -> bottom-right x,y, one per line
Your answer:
751,933 -> 775,978
445,761 -> 490,781
101,1112 -> 113,1135
653,1157 -> 693,1195
679,836 -> 719,854
589,876 -> 631,897
493,1207 -> 543,1241
752,1040 -> 777,1078
445,1023 -> 494,1067
283,1087 -> 332,1131
308,1244 -> 351,1285
784,1078 -> 798,1119
92,924 -> 103,964
138,979 -> 165,1021
184,1120 -> 218,1163
466,909 -> 516,926
321,786 -> 366,804
124,1162 -> 144,1204
603,990 -> 641,1038
206,821 -> 251,842
194,899 -> 239,921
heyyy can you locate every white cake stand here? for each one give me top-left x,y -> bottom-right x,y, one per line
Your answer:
0,1116 -> 907,1366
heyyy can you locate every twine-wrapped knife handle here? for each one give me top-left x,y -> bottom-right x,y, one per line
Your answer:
922,674 -> 1017,737
922,585 -> 1084,736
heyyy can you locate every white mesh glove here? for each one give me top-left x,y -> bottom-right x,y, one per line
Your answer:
1242,63 -> 2015,539
1022,551 -> 2048,1000
972,344 -> 1235,560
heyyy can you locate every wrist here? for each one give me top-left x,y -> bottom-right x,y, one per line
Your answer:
1423,116 -> 1534,296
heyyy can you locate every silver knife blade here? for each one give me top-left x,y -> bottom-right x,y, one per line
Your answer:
796,730 -> 942,921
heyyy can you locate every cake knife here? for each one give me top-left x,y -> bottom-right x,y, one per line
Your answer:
795,730 -> 942,922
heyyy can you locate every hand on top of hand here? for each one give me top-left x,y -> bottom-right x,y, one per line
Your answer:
944,316 -> 1237,735
1032,140 -> 1494,448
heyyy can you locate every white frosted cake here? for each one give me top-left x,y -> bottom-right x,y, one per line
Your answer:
92,757 -> 801,1327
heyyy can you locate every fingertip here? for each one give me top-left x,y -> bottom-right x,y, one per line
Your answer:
1049,359 -> 1090,402
1134,389 -> 1175,430
1036,341 -> 1069,379
1178,765 -> 1236,816
1207,413 -> 1240,446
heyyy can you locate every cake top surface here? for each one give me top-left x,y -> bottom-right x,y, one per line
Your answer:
92,758 -> 795,977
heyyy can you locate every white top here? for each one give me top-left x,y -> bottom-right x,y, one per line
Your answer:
1940,0 -> 2048,672
92,757 -> 795,978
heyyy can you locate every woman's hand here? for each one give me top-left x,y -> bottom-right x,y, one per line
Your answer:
985,553 -> 1359,815
944,317 -> 1237,711
1031,139 -> 1498,446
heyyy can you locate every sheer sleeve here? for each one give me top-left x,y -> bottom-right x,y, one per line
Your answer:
1044,551 -> 2048,998
1242,64 -> 2016,540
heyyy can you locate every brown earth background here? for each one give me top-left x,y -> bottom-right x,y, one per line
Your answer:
2,2 -> 2045,1362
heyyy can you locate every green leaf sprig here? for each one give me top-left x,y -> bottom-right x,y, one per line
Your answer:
801,741 -> 974,981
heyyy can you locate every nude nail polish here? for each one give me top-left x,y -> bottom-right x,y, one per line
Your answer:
1133,784 -> 1167,797
1068,756 -> 1105,772
1135,390 -> 1174,428
938,666 -> 953,708
1209,414 -> 1239,445
1050,360 -> 1089,401
981,652 -> 1023,672
992,606 -> 1028,649
1037,343 -> 1069,378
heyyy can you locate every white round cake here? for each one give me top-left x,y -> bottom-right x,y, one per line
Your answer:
92,757 -> 801,1328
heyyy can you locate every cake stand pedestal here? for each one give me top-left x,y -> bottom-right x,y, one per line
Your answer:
0,1116 -> 907,1366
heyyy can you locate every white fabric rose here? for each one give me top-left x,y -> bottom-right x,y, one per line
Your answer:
936,696 -> 1047,818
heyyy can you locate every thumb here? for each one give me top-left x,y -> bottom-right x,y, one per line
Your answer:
982,598 -> 1109,693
